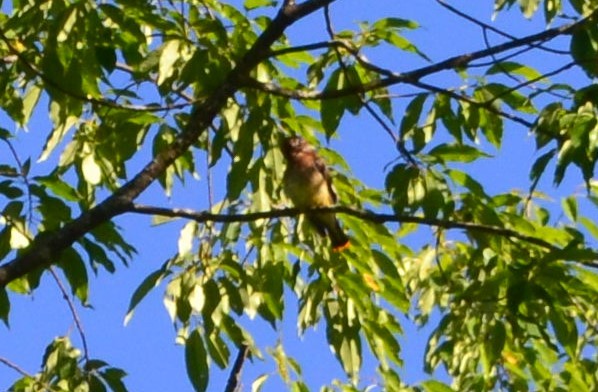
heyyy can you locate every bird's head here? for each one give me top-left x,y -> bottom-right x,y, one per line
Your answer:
281,136 -> 311,159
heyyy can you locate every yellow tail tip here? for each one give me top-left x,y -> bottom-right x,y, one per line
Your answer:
332,240 -> 350,252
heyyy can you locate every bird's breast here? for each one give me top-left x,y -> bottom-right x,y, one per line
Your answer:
283,167 -> 331,208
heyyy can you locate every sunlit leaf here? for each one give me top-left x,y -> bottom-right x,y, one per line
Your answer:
158,40 -> 181,85
82,154 -> 102,185
486,61 -> 544,81
428,143 -> 490,163
562,196 -> 578,222
421,380 -> 455,392
244,0 -> 276,10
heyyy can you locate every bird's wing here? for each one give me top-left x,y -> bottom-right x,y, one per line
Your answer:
314,155 -> 337,204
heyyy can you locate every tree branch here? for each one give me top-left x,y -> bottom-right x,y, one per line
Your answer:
224,344 -> 249,392
243,12 -> 593,100
0,0 -> 338,287
126,203 -> 598,268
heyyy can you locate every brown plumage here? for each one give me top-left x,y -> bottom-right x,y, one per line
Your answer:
281,136 -> 350,251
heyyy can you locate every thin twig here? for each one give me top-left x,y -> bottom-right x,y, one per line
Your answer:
0,356 -> 33,379
485,61 -> 576,106
244,11 -> 592,102
2,138 -> 34,224
436,0 -> 569,55
0,356 -> 59,392
407,79 -> 535,128
48,267 -> 90,364
224,344 -> 249,392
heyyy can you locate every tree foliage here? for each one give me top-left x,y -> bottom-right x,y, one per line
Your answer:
0,0 -> 597,391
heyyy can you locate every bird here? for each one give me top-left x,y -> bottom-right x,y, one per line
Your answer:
281,136 -> 350,251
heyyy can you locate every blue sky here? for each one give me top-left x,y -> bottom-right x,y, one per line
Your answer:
0,1 -> 591,391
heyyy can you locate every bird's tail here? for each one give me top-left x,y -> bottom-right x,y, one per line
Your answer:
329,219 -> 350,252
309,213 -> 350,251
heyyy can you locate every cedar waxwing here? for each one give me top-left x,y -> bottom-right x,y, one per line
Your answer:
281,136 -> 350,251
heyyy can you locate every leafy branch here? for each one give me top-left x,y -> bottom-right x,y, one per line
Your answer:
244,11 -> 593,102
125,204 -> 598,268
0,0 -> 338,287
0,29 -> 198,114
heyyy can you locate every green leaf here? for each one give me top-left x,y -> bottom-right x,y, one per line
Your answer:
483,322 -> 506,373
226,114 -> 257,200
158,40 -> 181,85
520,0 -> 541,18
124,261 -> 170,325
257,261 -> 284,325
486,61 -> 544,81
544,0 -> 561,24
244,0 -> 276,10
428,143 -> 490,163
0,288 -> 9,327
371,17 -> 419,31
562,196 -> 578,222
37,194 -> 72,230
549,308 -> 578,357
81,238 -> 115,274
39,107 -> 78,162
0,127 -> 11,140
370,18 -> 428,60
421,380 -> 455,392
580,217 -> 598,239
324,300 -> 362,383
35,175 -> 80,201
206,332 -> 230,369
186,328 -> 209,392
57,248 -> 89,304
251,374 -> 269,392
82,153 -> 102,185
22,84 -> 42,125
529,149 -> 555,184
571,26 -> 598,77
90,221 -> 136,266
483,83 -> 536,113
0,165 -> 18,178
321,68 -> 362,137
400,94 -> 427,138
100,367 -> 128,392
446,169 -> 487,198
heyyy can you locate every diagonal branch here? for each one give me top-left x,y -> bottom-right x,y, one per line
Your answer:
243,11 -> 594,101
0,0 -> 338,287
224,345 -> 249,392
